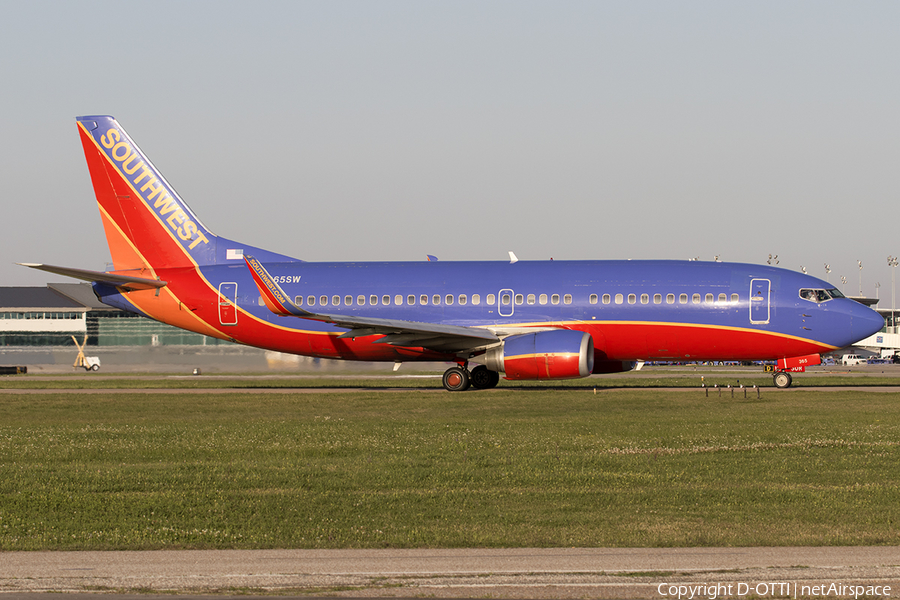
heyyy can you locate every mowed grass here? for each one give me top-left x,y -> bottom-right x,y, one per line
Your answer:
1,388 -> 899,550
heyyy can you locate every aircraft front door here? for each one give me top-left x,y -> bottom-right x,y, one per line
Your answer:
498,289 -> 514,317
218,282 -> 238,326
749,278 -> 770,325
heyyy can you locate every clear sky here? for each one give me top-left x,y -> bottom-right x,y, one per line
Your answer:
2,1 -> 898,302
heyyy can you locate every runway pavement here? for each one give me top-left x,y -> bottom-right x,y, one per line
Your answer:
3,547 -> 900,598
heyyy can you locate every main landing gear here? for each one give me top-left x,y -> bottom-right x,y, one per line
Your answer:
441,364 -> 500,391
773,371 -> 792,389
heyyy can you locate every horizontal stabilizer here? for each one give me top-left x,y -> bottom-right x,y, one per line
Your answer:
17,263 -> 166,291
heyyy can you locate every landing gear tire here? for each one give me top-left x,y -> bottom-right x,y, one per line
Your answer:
773,371 -> 792,389
442,366 -> 471,392
470,365 -> 500,389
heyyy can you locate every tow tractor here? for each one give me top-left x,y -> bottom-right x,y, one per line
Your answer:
72,334 -> 101,372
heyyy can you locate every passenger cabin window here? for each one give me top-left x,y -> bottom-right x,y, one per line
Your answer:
332,295 -> 341,306
731,293 -> 739,303
528,294 -> 536,305
627,293 -> 636,304
320,295 -> 328,306
407,295 -> 415,305
433,294 -> 441,305
295,296 -> 303,306
308,295 -> 316,306
458,294 -> 467,305
382,295 -> 391,306
446,294 -> 454,305
394,294 -> 403,305
589,294 -> 598,305
515,294 -> 524,305
357,295 -> 365,306
551,294 -> 560,305
602,294 -> 611,304
370,295 -> 378,305
705,293 -> 714,303
420,294 -> 428,305
486,293 -> 495,305
718,293 -> 727,303
654,293 -> 662,304
615,293 -> 623,304
692,293 -> 701,304
563,294 -> 572,305
679,293 -> 688,304
641,293 -> 649,304
539,293 -> 548,305
472,294 -> 481,305
667,293 -> 675,304
344,295 -> 353,306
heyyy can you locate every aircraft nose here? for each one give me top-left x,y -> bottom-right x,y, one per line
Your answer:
849,302 -> 885,343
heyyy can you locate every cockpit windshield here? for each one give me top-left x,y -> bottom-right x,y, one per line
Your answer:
799,288 -> 843,303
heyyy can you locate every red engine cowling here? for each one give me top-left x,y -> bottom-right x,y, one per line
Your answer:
483,330 -> 594,380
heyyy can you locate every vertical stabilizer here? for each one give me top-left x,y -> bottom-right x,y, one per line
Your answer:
76,116 -> 218,271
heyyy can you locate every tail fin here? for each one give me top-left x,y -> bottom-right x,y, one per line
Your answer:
76,116 -> 217,272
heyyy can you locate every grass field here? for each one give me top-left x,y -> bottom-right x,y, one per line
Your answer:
1,382 -> 899,550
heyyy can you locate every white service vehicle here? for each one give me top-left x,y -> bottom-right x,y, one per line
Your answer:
841,354 -> 867,366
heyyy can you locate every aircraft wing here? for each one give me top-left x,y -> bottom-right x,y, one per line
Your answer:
245,255 -> 500,353
18,263 -> 167,291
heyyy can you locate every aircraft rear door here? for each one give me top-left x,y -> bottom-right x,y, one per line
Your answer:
749,278 -> 770,324
218,282 -> 238,326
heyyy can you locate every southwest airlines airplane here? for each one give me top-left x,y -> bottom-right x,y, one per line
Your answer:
22,116 -> 885,391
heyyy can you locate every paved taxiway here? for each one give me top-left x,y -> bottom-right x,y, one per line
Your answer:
3,547 -> 900,598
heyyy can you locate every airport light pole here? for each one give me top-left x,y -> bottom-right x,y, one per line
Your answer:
875,282 -> 881,302
824,264 -> 831,283
889,256 -> 898,332
858,261 -> 863,296
841,276 -> 847,294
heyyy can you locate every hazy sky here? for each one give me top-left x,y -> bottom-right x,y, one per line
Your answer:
2,1 -> 898,301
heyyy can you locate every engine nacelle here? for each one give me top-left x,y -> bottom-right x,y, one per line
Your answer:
483,330 -> 594,380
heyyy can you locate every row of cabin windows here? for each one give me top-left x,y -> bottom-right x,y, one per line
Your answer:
289,292 -> 739,308
0,311 -> 84,320
589,292 -> 740,305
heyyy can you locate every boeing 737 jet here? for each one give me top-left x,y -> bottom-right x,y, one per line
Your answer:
21,116 -> 885,390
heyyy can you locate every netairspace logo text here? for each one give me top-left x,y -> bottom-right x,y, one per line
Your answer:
657,582 -> 892,599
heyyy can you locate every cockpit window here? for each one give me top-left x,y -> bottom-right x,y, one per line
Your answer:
799,288 -> 836,303
827,288 -> 845,299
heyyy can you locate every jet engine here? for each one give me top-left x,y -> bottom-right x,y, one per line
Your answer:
483,329 -> 594,380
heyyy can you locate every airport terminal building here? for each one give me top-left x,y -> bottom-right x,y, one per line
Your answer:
0,283 -> 224,348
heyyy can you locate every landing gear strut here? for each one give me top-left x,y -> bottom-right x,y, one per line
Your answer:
773,371 -> 792,389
